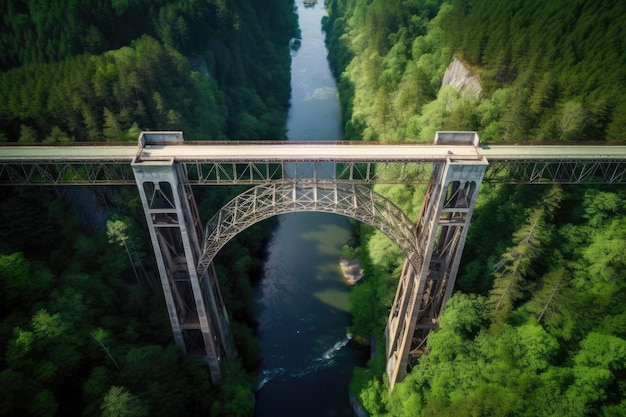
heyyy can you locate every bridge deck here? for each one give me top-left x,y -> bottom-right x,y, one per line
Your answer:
2,142 -> 626,163
2,142 -> 626,185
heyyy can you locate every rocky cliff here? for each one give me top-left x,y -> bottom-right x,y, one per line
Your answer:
441,57 -> 482,97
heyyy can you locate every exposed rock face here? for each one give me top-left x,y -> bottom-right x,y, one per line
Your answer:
441,57 -> 482,98
339,258 -> 362,285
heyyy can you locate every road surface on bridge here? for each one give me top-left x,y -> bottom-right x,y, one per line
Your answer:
2,142 -> 626,163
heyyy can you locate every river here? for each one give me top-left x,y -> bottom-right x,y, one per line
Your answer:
253,1 -> 368,416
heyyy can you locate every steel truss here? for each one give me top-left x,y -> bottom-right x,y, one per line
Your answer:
197,180 -> 420,276
485,159 -> 626,184
0,160 -> 435,185
0,162 -> 134,185
3,159 -> 626,186
184,161 -> 435,184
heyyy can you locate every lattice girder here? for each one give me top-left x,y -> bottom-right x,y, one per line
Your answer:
4,159 -> 626,185
183,161 -> 437,185
484,160 -> 626,184
197,180 -> 419,275
0,162 -> 135,185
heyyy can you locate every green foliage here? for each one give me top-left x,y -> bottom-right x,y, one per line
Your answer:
524,267 -> 568,325
211,362 -> 255,417
0,184 -> 270,416
340,244 -> 357,259
1,35 -> 223,141
442,0 -> 626,142
0,1 -> 293,416
350,359 -> 388,417
349,279 -> 377,337
326,0 -> 626,146
323,0 -> 626,414
0,252 -> 31,305
0,0 -> 297,142
488,206 -> 549,325
345,183 -> 626,416
325,0 -> 450,141
436,293 -> 488,339
101,386 -> 149,417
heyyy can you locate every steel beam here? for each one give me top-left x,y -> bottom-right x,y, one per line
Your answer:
4,159 -> 625,185
3,139 -> 626,186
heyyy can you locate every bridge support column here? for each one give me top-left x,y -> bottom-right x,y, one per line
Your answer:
386,132 -> 488,391
132,133 -> 232,384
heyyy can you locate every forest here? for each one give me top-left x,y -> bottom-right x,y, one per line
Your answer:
0,0 -> 298,416
0,0 -> 298,142
324,0 -> 626,143
2,0 -> 626,416
323,0 -> 626,416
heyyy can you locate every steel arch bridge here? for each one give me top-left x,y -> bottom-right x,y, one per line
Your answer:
3,130 -> 626,391
197,181 -> 420,276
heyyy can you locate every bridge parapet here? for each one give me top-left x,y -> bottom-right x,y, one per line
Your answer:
138,131 -> 184,147
435,130 -> 480,146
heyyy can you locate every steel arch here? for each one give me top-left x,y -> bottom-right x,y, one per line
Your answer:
197,180 -> 420,275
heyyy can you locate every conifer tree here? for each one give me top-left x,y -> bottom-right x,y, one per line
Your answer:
489,186 -> 562,327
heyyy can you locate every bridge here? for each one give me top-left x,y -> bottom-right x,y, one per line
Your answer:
2,131 -> 626,391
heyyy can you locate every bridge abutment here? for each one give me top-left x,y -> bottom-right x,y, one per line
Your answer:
385,133 -> 488,391
132,133 -> 232,384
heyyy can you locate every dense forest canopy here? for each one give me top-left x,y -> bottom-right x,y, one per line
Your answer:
323,0 -> 626,416
324,0 -> 626,142
0,0 -> 297,416
0,0 -> 299,142
3,0 -> 626,416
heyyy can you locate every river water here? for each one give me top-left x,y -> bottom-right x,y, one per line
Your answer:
253,1 -> 368,416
